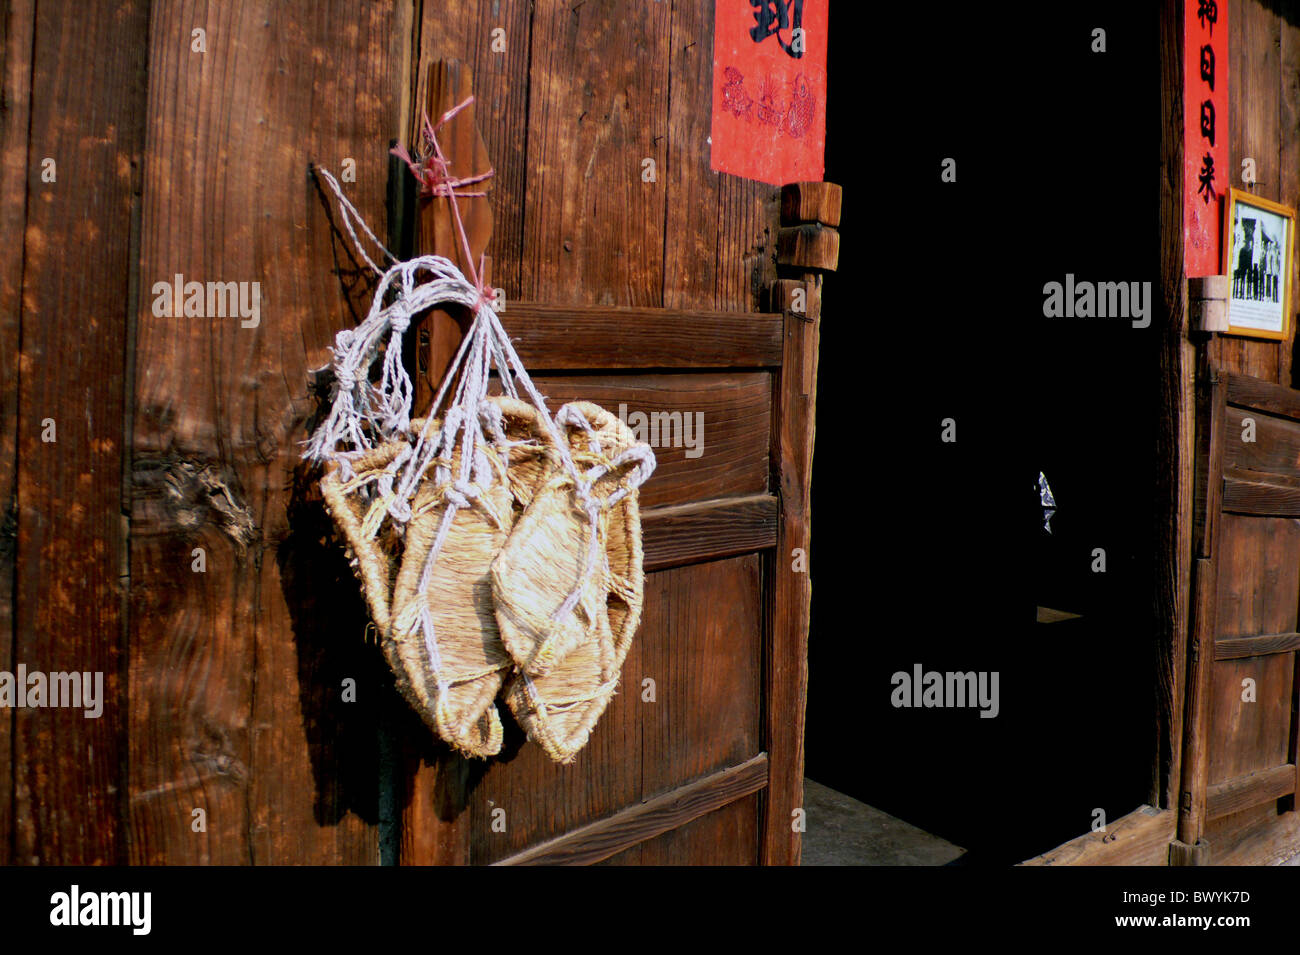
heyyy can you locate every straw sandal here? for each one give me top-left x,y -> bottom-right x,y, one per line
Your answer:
494,401 -> 651,762
384,397 -> 553,758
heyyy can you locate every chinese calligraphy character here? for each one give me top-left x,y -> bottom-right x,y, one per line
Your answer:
1198,153 -> 1217,202
1201,43 -> 1214,91
1198,0 -> 1217,35
749,0 -> 805,59
1201,99 -> 1215,146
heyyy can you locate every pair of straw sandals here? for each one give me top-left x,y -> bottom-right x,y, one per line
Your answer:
320,396 -> 652,763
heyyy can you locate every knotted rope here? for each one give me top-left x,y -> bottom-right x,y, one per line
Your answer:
307,100 -> 655,704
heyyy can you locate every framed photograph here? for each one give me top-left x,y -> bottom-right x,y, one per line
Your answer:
1222,187 -> 1296,340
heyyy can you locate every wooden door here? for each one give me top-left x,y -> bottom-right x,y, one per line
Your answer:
0,0 -> 829,865
1177,367 -> 1300,862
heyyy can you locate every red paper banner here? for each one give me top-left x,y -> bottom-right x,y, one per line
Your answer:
710,1 -> 829,185
1184,0 -> 1228,277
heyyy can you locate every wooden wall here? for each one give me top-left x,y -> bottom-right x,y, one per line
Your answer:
1156,0 -> 1300,863
0,1 -> 782,864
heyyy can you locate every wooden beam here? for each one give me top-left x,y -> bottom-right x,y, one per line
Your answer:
397,58 -> 493,868
1206,764 -> 1297,820
1179,370 -> 1227,846
493,754 -> 769,866
1215,631 -> 1300,660
776,223 -> 839,272
642,494 -> 778,572
1211,807 -> 1300,864
1154,0 -> 1193,814
1019,805 -> 1175,866
503,304 -> 784,370
1222,474 -> 1300,516
780,182 -> 842,227
412,59 -> 494,417
762,184 -> 834,861
0,0 -> 37,867
1224,371 -> 1300,420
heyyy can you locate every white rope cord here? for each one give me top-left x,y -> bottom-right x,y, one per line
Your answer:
306,164 -> 656,688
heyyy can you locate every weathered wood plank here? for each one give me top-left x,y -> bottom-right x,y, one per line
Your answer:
1178,553 -> 1221,845
1216,630 -> 1300,660
776,224 -> 839,272
663,1 -> 778,312
470,554 -> 764,863
1019,805 -> 1174,867
762,307 -> 819,865
522,0 -> 670,307
505,373 -> 774,510
1225,372 -> 1300,420
1213,514 -> 1300,640
1212,804 -> 1300,864
781,183 -> 842,228
605,794 -> 760,866
0,0 -> 37,866
10,0 -> 148,865
130,0 -> 399,864
1154,0 -> 1192,812
493,754 -> 768,866
1214,0 -> 1281,382
1282,19 -> 1300,388
1206,763 -> 1297,819
1222,474 -> 1300,515
1223,406 -> 1300,476
1209,654 -> 1295,783
503,304 -> 784,369
641,494 -> 778,571
412,0 -> 532,303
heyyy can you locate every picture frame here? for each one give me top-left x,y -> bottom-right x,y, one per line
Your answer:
1222,187 -> 1296,340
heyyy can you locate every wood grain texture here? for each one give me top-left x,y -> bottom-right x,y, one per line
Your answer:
1154,0 -> 1192,812
502,304 -> 784,369
1179,369 -> 1229,845
0,0 -> 37,866
597,792 -> 759,865
664,0 -> 778,312
1213,0 -> 1281,382
412,0 -> 532,301
504,373 -> 774,509
128,0 -> 404,864
1019,805 -> 1175,867
1221,474 -> 1300,515
9,0 -> 148,865
1211,803 -> 1300,864
1225,371 -> 1300,418
469,555 -> 763,864
781,182 -> 842,227
411,60 -> 494,417
522,0 -> 669,307
776,224 -> 839,272
1216,631 -> 1300,660
494,754 -> 767,865
1206,763 -> 1296,819
763,307 -> 819,865
396,58 -> 497,869
1208,655 -> 1295,783
642,493 -> 778,571
1213,514 -> 1300,639
1281,17 -> 1300,387
1223,405 -> 1300,475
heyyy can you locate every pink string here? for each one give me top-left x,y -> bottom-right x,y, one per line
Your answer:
390,97 -> 497,313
